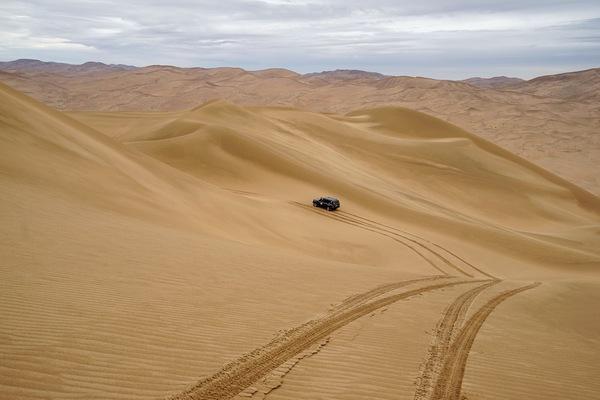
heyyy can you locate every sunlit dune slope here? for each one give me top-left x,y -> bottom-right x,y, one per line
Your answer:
71,101 -> 600,275
3,61 -> 599,195
2,83 -> 600,400
0,83 -> 439,399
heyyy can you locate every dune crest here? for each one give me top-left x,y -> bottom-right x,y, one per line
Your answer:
1,61 -> 600,195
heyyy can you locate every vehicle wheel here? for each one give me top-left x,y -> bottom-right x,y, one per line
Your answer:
327,206 -> 332,211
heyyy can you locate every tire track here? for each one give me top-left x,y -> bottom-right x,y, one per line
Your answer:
292,202 -> 450,275
332,211 -> 473,277
429,282 -> 541,400
339,210 -> 496,280
292,202 -> 478,278
167,277 -> 486,400
334,275 -> 447,313
414,280 -> 500,400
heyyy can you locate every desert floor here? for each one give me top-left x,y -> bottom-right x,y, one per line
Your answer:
1,82 -> 599,399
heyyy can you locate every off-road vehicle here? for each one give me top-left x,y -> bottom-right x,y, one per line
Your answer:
312,196 -> 340,211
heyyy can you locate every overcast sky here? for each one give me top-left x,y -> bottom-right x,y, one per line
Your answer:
1,0 -> 599,79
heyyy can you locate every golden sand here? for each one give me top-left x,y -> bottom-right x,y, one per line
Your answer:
1,82 -> 599,399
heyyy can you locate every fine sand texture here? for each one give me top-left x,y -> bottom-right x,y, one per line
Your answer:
1,81 -> 599,399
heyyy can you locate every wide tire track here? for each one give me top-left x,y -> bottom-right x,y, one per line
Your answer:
414,280 -> 500,400
167,277 -> 486,400
430,282 -> 541,400
334,275 -> 446,313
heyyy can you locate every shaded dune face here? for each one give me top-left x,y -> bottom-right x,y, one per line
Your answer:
1,82 -> 600,400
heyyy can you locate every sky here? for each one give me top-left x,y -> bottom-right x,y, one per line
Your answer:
1,0 -> 599,79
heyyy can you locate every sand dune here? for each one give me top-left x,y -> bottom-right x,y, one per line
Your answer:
1,60 -> 599,195
1,83 -> 599,399
70,101 -> 600,271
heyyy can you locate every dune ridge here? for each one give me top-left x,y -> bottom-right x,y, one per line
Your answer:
71,100 -> 600,271
1,60 -> 599,194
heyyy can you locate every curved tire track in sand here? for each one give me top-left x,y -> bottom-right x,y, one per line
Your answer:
332,211 -> 473,277
414,280 -> 500,400
293,202 -> 489,278
429,282 -> 541,400
332,275 -> 447,313
292,202 -> 449,276
339,210 -> 496,279
167,277 -> 486,400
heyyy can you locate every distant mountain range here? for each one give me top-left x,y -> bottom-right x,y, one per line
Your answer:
461,76 -> 524,89
0,59 -> 598,195
3,59 -> 598,103
0,59 -> 136,74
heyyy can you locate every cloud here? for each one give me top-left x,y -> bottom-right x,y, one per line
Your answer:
0,0 -> 598,78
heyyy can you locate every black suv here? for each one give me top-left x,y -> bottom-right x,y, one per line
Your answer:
313,196 -> 340,211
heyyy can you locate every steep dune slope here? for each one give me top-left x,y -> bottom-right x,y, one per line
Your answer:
2,62 -> 599,195
72,102 -> 600,275
2,85 -> 600,400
